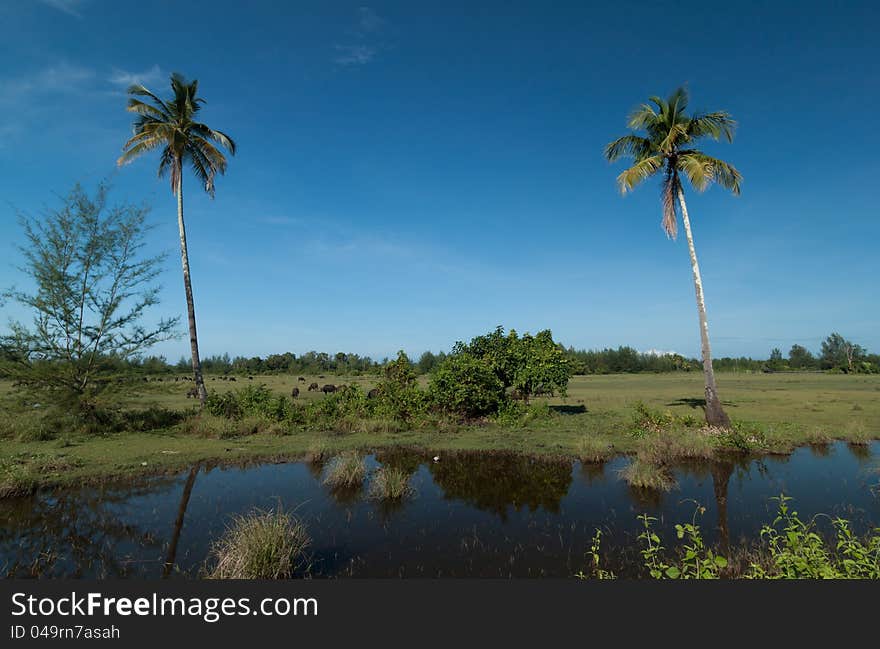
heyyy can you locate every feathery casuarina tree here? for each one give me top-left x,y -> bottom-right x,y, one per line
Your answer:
605,87 -> 742,427
118,73 -> 236,407
1,183 -> 178,413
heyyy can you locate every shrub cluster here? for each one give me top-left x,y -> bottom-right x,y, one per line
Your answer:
196,329 -> 571,435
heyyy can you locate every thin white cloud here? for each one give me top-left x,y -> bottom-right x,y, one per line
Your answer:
358,6 -> 385,32
108,64 -> 163,89
38,0 -> 86,17
0,61 -> 95,104
334,6 -> 386,66
334,45 -> 376,66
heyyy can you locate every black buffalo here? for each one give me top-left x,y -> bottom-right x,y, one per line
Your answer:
321,384 -> 337,394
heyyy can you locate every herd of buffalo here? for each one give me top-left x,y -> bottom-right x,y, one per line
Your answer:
178,374 -> 381,400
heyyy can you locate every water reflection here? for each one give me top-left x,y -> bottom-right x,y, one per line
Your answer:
428,452 -> 572,520
1,477 -> 178,578
0,441 -> 877,578
162,464 -> 199,577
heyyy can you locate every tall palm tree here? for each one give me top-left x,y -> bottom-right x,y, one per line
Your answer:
605,87 -> 741,428
117,73 -> 235,407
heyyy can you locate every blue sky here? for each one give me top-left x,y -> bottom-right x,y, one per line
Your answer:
1,0 -> 878,361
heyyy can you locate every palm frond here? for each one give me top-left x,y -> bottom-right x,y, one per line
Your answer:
120,72 -> 233,196
667,86 -> 689,117
117,136 -> 166,166
186,145 -> 216,197
700,154 -> 742,194
191,123 -> 236,155
125,97 -> 169,121
188,136 -> 228,175
616,154 -> 664,194
657,122 -> 688,155
627,103 -> 659,130
676,152 -> 713,192
604,135 -> 654,162
687,111 -> 737,142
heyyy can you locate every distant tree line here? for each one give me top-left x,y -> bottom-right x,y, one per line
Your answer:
115,332 -> 878,379
563,333 -> 878,375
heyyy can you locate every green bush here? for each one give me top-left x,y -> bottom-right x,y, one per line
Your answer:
206,384 -> 291,421
428,354 -> 506,418
370,352 -> 429,423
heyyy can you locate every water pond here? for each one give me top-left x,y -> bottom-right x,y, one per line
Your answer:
2,442 -> 878,578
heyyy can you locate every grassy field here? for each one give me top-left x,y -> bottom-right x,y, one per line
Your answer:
1,372 -> 878,495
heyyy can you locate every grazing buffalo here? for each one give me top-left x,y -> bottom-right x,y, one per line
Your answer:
229,376 -> 236,382
367,388 -> 379,399
298,377 -> 306,382
291,387 -> 300,398
248,376 -> 254,380
185,386 -> 199,399
308,382 -> 319,392
318,375 -> 325,379
321,384 -> 337,394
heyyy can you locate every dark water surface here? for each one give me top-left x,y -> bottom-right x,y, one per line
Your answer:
2,442 -> 878,578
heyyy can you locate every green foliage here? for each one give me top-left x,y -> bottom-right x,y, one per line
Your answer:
206,384 -> 291,421
638,514 -> 673,578
637,509 -> 727,579
447,326 -> 570,405
511,330 -> 572,401
370,352 -> 428,423
584,497 -> 880,579
565,346 -> 695,374
576,529 -> 617,580
493,400 -> 554,427
0,182 -> 178,415
629,401 -> 699,438
605,86 -> 741,238
788,344 -> 817,370
748,495 -> 880,579
428,353 -> 506,418
820,333 -> 866,373
672,506 -> 728,579
118,72 -> 236,196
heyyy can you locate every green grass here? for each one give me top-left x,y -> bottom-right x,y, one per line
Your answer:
322,451 -> 367,489
205,507 -> 310,579
619,459 -> 678,491
368,466 -> 415,501
1,372 -> 878,495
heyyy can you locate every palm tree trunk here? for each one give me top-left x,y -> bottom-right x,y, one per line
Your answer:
176,175 -> 207,407
676,187 -> 730,428
162,464 -> 199,577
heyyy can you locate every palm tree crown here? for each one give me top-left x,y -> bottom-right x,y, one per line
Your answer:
604,86 -> 741,238
117,73 -> 236,195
